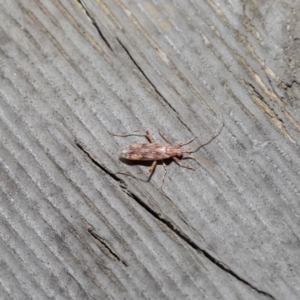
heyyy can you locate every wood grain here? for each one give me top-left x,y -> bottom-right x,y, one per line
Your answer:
0,0 -> 299,299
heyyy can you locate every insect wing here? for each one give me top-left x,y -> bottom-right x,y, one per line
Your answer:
118,143 -> 170,161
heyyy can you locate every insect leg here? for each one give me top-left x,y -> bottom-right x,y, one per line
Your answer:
110,129 -> 155,143
173,157 -> 195,170
145,130 -> 155,143
148,160 -> 158,178
160,161 -> 168,188
116,160 -> 157,182
186,153 -> 215,169
159,131 -> 173,144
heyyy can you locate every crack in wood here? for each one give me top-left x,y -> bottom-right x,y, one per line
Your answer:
121,188 -> 275,300
75,140 -> 125,184
245,81 -> 295,143
75,141 -> 274,298
76,0 -> 113,51
116,38 -> 191,130
82,219 -> 128,267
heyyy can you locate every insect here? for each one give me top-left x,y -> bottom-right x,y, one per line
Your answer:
111,118 -> 223,187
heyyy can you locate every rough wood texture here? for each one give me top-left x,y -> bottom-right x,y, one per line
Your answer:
1,1 -> 299,299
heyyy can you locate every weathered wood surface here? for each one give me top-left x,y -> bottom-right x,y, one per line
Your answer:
1,0 -> 300,299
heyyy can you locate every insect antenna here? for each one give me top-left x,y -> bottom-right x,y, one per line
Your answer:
183,115 -> 224,154
179,137 -> 197,147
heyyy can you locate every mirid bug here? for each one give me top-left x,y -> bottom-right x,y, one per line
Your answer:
111,118 -> 223,187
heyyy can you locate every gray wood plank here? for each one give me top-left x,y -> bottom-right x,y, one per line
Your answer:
0,0 -> 299,299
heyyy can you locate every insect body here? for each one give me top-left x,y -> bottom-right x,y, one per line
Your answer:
119,143 -> 182,161
112,121 -> 223,187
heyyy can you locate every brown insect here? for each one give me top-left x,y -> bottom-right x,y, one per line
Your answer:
112,119 -> 223,187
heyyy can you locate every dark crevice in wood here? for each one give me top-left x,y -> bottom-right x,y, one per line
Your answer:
116,38 -> 189,129
76,0 -> 113,51
75,134 -> 274,297
122,188 -> 275,300
284,80 -> 300,88
75,140 -> 125,184
82,219 -> 127,266
82,219 -> 128,267
116,38 -> 170,106
76,138 -> 274,297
